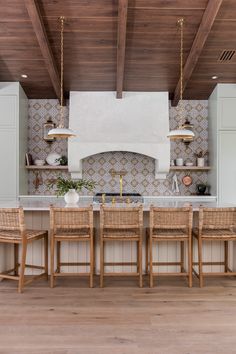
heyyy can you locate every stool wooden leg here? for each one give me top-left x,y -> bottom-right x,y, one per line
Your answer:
44,235 -> 48,280
14,244 -> 19,276
145,232 -> 149,274
56,241 -> 60,273
180,241 -> 184,273
50,236 -> 55,288
137,239 -> 139,275
90,235 -> 94,288
139,238 -> 143,288
100,238 -> 104,288
93,230 -> 96,275
198,236 -> 203,288
149,235 -> 153,288
18,240 -> 27,293
188,237 -> 192,288
224,241 -> 228,273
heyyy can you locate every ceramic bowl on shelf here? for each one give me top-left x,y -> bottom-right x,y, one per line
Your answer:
34,159 -> 45,166
185,162 -> 194,167
46,153 -> 61,166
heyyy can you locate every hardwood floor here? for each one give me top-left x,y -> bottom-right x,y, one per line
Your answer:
0,276 -> 236,354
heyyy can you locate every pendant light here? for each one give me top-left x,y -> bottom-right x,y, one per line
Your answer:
167,18 -> 195,141
48,16 -> 76,138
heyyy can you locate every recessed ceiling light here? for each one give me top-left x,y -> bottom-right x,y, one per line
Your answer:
212,75 -> 218,80
21,74 -> 28,78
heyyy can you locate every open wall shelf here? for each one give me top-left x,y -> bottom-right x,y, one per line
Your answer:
25,165 -> 68,170
170,166 -> 210,171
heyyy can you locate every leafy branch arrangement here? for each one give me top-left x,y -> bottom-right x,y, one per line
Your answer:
195,150 -> 208,158
48,176 -> 96,196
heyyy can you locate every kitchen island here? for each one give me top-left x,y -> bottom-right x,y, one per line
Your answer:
1,195 -> 236,278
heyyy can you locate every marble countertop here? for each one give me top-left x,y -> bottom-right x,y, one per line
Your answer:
0,195 -> 233,212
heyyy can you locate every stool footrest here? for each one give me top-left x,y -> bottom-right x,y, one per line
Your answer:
54,272 -> 91,277
104,262 -> 137,266
151,272 -> 188,276
24,264 -> 45,270
193,262 -> 225,266
103,272 -> 140,276
151,262 -> 182,266
0,273 -> 19,280
59,262 -> 91,266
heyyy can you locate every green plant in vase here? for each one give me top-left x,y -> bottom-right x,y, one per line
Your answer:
48,176 -> 96,204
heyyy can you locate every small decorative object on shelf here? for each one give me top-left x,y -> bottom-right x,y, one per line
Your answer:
175,158 -> 184,166
34,159 -> 45,166
197,183 -> 207,195
185,161 -> 193,167
25,153 -> 33,166
182,174 -> 192,186
46,152 -> 61,166
56,155 -> 68,166
43,118 -> 55,142
195,150 -> 208,167
48,177 -> 96,205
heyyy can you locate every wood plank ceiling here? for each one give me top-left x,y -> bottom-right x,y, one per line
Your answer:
1,0 -> 236,101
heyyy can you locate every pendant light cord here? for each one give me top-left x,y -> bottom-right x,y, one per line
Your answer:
59,16 -> 65,129
178,18 -> 184,128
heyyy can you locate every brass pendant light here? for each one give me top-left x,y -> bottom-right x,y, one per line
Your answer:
167,18 -> 195,141
48,16 -> 76,138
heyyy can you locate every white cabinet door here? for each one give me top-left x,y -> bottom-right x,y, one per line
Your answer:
0,95 -> 16,128
219,98 -> 236,130
0,130 -> 17,199
219,131 -> 236,203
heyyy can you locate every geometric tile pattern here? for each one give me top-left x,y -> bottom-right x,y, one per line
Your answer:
28,99 -> 208,196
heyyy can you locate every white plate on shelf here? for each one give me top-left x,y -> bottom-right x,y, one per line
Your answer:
46,153 -> 61,166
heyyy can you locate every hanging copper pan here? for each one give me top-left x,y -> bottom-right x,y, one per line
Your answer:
182,174 -> 192,186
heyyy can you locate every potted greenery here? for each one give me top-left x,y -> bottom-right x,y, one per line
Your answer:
48,176 -> 96,204
195,150 -> 208,167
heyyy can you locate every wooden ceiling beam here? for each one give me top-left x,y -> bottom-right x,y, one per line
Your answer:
24,0 -> 61,101
172,0 -> 223,106
116,0 -> 128,99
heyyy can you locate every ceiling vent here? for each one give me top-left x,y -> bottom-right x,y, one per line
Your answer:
218,50 -> 235,62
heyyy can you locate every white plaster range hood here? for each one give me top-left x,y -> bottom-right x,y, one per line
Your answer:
68,92 -> 170,179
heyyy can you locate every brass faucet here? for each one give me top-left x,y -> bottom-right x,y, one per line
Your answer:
109,169 -> 127,199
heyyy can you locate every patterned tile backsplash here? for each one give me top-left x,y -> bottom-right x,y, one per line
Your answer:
28,99 -> 208,196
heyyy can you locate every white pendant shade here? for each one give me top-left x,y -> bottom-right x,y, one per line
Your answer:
48,127 -> 76,138
167,128 -> 195,140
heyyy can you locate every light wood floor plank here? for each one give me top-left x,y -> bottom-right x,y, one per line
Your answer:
0,277 -> 236,353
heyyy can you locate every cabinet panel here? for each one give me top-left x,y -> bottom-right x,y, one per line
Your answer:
219,131 -> 236,203
220,98 -> 236,130
0,95 -> 16,128
0,130 -> 17,199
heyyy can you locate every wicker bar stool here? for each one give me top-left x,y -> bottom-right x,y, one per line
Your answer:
0,208 -> 48,293
50,206 -> 94,288
146,206 -> 193,288
193,207 -> 236,287
100,205 -> 143,287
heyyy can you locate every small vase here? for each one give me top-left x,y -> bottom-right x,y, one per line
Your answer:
64,189 -> 79,205
197,157 -> 205,167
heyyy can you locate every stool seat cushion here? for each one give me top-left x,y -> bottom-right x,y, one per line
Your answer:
0,229 -> 47,241
193,228 -> 236,239
54,229 -> 90,239
103,229 -> 139,238
151,228 -> 188,238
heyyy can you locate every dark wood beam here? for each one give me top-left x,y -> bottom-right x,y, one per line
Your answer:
116,0 -> 128,99
172,0 -> 223,106
24,0 -> 61,101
